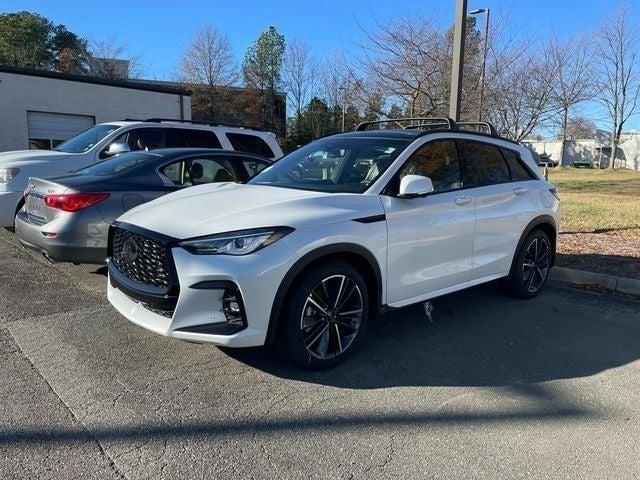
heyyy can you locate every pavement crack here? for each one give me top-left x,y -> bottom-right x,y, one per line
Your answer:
5,325 -> 130,480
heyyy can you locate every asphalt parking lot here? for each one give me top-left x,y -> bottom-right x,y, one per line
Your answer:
1,227 -> 639,479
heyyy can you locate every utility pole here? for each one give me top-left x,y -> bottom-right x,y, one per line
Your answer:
449,0 -> 468,122
470,8 -> 490,121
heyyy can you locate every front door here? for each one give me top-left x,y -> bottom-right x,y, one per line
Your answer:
382,139 -> 476,306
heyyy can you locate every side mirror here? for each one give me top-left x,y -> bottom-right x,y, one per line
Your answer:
104,142 -> 131,157
398,175 -> 434,198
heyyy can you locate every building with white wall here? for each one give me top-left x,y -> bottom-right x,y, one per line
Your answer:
524,130 -> 640,170
0,65 -> 191,152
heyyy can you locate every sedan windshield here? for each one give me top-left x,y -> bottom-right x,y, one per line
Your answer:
54,124 -> 121,153
76,152 -> 156,176
249,136 -> 410,193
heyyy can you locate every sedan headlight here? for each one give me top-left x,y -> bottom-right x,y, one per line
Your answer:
0,168 -> 20,184
178,227 -> 294,255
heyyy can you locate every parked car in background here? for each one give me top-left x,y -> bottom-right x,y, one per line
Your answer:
0,119 -> 283,230
15,148 -> 272,264
106,117 -> 560,369
537,153 -> 558,168
572,158 -> 594,168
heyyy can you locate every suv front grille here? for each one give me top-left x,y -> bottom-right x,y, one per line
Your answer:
111,227 -> 172,288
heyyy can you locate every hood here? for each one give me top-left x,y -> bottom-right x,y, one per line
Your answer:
0,150 -> 73,168
118,183 -> 384,239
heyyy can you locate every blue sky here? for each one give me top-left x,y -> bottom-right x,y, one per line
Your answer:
2,0 -> 636,130
2,0 -> 619,79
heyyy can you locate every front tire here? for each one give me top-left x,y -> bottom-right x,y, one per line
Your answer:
279,261 -> 369,369
508,229 -> 553,299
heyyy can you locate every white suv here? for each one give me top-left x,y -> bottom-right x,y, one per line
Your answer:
0,118 -> 283,229
107,119 -> 559,369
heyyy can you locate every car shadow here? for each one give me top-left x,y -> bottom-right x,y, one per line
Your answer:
556,252 -> 640,280
221,282 -> 640,389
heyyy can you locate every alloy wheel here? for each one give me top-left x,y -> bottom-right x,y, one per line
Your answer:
300,274 -> 364,360
522,237 -> 551,293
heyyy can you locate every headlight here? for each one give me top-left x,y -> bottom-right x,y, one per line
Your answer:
178,227 -> 294,255
0,168 -> 20,184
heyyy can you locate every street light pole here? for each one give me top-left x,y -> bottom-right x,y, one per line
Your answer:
449,0 -> 468,122
470,8 -> 490,121
339,86 -> 347,132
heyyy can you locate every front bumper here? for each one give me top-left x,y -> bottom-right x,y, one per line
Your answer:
14,210 -> 108,264
0,190 -> 22,228
108,240 -> 299,348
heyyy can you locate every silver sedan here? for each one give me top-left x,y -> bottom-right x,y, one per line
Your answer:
15,148 -> 271,264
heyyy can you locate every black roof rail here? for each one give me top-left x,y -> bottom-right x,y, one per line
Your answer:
355,117 -> 457,132
142,118 -> 263,131
456,121 -> 498,136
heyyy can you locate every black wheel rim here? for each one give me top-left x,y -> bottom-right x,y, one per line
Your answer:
300,274 -> 364,360
522,237 -> 551,293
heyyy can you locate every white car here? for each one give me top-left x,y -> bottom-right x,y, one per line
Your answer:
107,119 -> 559,369
0,118 -> 283,229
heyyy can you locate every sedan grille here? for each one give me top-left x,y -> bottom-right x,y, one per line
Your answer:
111,227 -> 172,288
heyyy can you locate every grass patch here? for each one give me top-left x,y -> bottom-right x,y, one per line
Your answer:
548,168 -> 640,238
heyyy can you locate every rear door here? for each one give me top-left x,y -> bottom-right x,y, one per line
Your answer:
382,139 -> 476,305
458,140 -> 539,280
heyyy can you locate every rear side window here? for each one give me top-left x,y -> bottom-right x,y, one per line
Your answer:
459,141 -> 510,188
396,140 -> 461,193
165,129 -> 222,149
226,133 -> 274,158
161,156 -> 236,187
502,148 -> 535,181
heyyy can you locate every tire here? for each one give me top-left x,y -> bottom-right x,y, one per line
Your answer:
278,261 -> 370,369
508,229 -> 553,299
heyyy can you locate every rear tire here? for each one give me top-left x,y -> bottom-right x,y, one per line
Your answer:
278,261 -> 370,369
507,229 -> 553,299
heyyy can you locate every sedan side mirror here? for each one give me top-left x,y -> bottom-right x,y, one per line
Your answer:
398,175 -> 434,198
104,142 -> 131,157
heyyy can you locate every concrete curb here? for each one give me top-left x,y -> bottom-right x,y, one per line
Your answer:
550,266 -> 640,297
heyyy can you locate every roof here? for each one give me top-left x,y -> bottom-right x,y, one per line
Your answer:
330,130 -> 424,140
0,64 -> 192,96
140,147 -> 268,159
327,128 -> 520,145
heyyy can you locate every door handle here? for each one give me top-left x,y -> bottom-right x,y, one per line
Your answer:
454,195 -> 473,206
513,187 -> 528,196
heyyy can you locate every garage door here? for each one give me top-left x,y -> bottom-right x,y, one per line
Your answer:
27,111 -> 95,149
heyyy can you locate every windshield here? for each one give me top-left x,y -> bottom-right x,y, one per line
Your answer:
75,152 -> 154,176
248,136 -> 410,193
54,124 -> 121,153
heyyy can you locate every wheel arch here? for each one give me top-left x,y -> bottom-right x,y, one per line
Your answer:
265,243 -> 383,345
510,215 -> 558,274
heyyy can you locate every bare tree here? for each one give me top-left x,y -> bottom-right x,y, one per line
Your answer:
560,116 -> 597,140
549,33 -> 595,164
179,26 -> 237,87
283,38 -> 318,142
347,15 -> 449,117
90,35 -> 147,79
484,37 -> 557,141
595,5 -> 640,169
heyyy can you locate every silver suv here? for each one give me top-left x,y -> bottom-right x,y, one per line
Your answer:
0,118 -> 283,228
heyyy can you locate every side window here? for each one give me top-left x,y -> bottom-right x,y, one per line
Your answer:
396,140 -> 461,193
112,128 -> 164,152
226,133 -> 274,158
502,148 -> 535,181
165,129 -> 222,149
459,141 -> 511,188
160,156 -> 236,187
242,158 -> 270,178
